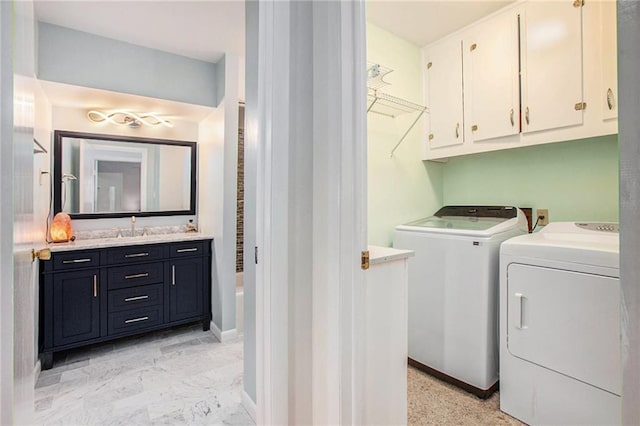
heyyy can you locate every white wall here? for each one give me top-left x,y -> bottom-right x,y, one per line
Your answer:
198,108 -> 225,330
198,53 -> 239,335
366,23 -> 443,246
33,80 -> 53,367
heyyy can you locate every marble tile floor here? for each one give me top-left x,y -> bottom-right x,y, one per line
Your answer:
34,323 -> 253,426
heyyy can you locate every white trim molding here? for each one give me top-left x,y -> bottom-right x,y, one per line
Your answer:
210,321 -> 238,343
254,1 -> 368,424
618,1 -> 640,423
242,390 -> 257,423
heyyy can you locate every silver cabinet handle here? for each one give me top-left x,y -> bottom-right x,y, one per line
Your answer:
607,88 -> 615,110
125,252 -> 149,258
124,316 -> 149,324
177,247 -> 198,253
124,295 -> 149,302
455,123 -> 460,139
93,275 -> 97,298
124,272 -> 149,279
525,107 -> 530,125
172,265 -> 176,285
510,108 -> 514,126
63,258 -> 92,264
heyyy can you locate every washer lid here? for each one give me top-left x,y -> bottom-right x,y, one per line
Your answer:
395,206 -> 527,237
501,222 -> 619,269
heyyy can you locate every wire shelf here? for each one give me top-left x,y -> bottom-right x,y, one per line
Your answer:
367,88 -> 428,118
366,63 -> 429,157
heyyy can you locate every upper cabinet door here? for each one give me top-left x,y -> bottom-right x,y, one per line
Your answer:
601,0 -> 617,121
521,1 -> 583,134
425,37 -> 464,149
464,8 -> 520,143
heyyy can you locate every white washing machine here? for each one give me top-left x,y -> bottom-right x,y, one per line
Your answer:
394,206 -> 528,397
500,222 -> 621,425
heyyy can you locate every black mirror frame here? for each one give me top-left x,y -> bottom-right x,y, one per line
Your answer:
53,130 -> 197,219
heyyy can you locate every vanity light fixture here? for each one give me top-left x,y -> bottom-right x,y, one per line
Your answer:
87,110 -> 173,128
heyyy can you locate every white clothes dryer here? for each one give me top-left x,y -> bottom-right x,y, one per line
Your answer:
500,222 -> 621,425
394,206 -> 528,397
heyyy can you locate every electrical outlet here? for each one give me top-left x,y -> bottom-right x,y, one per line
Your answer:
536,209 -> 549,226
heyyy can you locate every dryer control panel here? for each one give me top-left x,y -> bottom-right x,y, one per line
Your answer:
575,223 -> 618,233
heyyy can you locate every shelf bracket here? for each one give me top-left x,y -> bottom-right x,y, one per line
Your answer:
389,110 -> 426,158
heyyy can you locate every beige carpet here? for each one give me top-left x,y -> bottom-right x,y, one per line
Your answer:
408,366 -> 525,426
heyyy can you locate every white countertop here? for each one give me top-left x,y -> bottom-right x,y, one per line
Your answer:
48,232 -> 214,252
369,245 -> 414,266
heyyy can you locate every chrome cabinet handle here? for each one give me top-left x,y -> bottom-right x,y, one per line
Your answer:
124,295 -> 149,302
93,275 -> 97,298
510,108 -> 514,126
525,107 -> 530,125
455,123 -> 460,139
172,265 -> 176,285
124,272 -> 149,279
124,316 -> 149,324
607,88 -> 615,110
177,247 -> 198,253
125,252 -> 149,258
63,258 -> 92,264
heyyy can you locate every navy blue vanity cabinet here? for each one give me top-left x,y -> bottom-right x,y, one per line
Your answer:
40,239 -> 212,370
168,257 -> 204,322
52,269 -> 101,347
167,241 -> 210,329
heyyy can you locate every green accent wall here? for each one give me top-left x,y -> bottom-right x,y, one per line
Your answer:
367,24 -> 443,246
443,135 -> 619,223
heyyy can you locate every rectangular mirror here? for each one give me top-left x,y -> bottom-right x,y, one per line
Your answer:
53,130 -> 197,218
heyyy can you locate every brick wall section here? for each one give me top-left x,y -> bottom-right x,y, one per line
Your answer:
236,125 -> 244,272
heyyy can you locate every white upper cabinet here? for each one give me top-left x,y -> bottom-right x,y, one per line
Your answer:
520,1 -> 584,134
600,0 -> 617,120
422,0 -> 617,161
464,8 -> 520,143
424,37 -> 464,150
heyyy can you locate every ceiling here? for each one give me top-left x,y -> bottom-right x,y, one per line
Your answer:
366,0 -> 514,47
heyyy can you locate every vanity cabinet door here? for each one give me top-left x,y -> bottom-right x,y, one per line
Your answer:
52,269 -> 101,347
167,257 -> 203,322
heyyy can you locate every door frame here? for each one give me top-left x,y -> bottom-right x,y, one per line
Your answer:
253,1 -> 368,424
0,1 -> 16,423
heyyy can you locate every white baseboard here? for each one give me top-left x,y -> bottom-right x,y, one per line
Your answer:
242,390 -> 257,423
210,321 -> 238,342
34,359 -> 42,380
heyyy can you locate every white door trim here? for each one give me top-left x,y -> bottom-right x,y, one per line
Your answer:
0,2 -> 15,423
254,1 -> 367,424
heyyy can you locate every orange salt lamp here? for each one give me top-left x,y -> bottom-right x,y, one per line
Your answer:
50,212 -> 73,243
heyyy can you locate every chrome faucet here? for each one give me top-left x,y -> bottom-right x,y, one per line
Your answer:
131,216 -> 136,237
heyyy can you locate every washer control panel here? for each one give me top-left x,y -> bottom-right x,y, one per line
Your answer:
575,223 -> 618,233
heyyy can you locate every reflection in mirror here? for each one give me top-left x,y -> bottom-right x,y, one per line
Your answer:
54,131 -> 196,219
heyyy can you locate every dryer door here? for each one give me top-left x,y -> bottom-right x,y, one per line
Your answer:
506,264 -> 620,395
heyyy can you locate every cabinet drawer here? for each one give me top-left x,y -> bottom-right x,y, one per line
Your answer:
108,284 -> 163,312
53,251 -> 100,270
107,262 -> 163,290
169,241 -> 207,258
106,245 -> 164,265
108,306 -> 163,335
